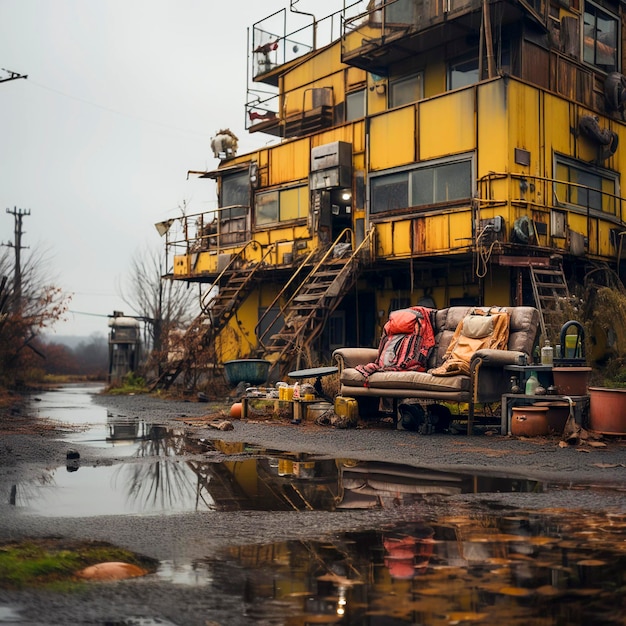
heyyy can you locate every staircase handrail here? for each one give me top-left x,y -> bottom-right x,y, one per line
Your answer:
255,246 -> 321,344
200,240 -> 275,314
258,227 -> 375,350
257,230 -> 353,348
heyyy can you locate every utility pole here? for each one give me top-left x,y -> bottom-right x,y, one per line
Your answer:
5,207 -> 30,312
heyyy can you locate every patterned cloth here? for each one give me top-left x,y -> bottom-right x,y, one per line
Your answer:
355,307 -> 436,386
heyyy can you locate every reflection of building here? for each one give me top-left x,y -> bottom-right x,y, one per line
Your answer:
108,311 -> 141,383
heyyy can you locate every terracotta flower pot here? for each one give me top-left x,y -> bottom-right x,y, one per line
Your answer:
552,367 -> 592,396
588,387 -> 626,435
511,405 -> 550,437
533,401 -> 571,434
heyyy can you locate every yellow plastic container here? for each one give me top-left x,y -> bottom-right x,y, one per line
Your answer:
334,396 -> 358,420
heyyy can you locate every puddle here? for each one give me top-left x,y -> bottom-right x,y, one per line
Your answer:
11,384 -> 626,624
201,507 -> 626,625
13,461 -> 216,516
12,451 -> 544,517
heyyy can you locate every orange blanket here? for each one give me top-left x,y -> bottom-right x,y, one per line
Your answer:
431,308 -> 510,376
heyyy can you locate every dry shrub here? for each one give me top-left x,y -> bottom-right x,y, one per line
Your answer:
588,286 -> 626,359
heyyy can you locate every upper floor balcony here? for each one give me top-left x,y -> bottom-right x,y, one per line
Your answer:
341,0 -> 547,75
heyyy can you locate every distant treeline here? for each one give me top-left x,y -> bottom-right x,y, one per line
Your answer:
39,336 -> 108,377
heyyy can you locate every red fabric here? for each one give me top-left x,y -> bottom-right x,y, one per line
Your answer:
355,307 -> 435,385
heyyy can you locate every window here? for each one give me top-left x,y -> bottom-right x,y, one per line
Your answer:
411,160 -> 472,205
371,172 -> 408,213
255,186 -> 309,226
448,43 -> 512,90
220,171 -> 249,214
346,89 -> 366,121
583,1 -> 618,73
554,155 -> 619,215
370,157 -> 473,214
219,170 -> 250,244
385,0 -> 416,24
448,56 -> 480,90
256,191 -> 279,225
389,73 -> 424,108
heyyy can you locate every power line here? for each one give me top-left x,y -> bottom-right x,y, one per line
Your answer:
67,309 -> 110,318
26,79 -> 212,138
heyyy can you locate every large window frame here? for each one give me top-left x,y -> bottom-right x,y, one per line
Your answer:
369,154 -> 475,216
583,0 -> 619,73
554,154 -> 619,216
255,185 -> 309,227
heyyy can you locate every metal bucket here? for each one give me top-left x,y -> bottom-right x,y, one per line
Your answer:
306,402 -> 333,421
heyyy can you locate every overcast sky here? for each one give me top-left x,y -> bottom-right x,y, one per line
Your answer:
0,0 -> 340,338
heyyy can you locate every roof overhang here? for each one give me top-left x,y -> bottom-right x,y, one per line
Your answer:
187,162 -> 251,180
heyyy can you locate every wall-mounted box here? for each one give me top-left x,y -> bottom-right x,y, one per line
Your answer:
310,141 -> 352,190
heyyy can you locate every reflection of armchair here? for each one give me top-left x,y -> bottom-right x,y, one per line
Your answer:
383,524 -> 435,579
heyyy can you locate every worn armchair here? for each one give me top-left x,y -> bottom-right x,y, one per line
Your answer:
333,306 -> 541,432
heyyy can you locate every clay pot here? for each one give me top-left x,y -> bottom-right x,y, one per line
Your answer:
534,401 -> 570,435
511,405 -> 550,437
552,367 -> 592,396
588,387 -> 626,435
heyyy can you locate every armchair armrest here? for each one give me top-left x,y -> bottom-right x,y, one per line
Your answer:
471,349 -> 528,368
470,349 -> 529,405
333,347 -> 379,371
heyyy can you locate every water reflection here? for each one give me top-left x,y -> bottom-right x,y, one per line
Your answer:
211,507 -> 626,624
13,420 -> 546,517
12,424 -> 217,516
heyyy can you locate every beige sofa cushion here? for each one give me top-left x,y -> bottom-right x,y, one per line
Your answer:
341,367 -> 471,393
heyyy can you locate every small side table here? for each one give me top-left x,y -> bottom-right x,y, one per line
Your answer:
288,366 -> 339,401
501,393 -> 589,435
504,364 -> 554,390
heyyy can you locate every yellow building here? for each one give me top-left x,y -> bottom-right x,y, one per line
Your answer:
161,0 -> 626,384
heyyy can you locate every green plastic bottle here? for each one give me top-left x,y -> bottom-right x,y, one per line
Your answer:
525,371 -> 539,395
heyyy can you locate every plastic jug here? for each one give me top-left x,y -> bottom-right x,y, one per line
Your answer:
525,371 -> 540,395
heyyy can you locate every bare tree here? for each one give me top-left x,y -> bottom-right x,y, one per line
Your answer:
0,245 -> 71,386
120,244 -> 199,373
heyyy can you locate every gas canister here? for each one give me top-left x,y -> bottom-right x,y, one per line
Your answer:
334,396 -> 358,420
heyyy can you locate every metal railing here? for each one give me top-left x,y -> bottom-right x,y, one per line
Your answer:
166,206 -> 251,263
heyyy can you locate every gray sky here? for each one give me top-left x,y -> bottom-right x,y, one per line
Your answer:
0,0 -> 339,338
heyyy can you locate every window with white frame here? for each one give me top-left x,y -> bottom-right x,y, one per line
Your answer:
583,1 -> 619,73
370,156 -> 474,215
554,155 -> 619,215
255,186 -> 309,226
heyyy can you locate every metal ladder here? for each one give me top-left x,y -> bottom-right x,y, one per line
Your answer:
529,263 -> 571,342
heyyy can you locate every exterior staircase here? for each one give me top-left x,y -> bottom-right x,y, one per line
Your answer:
151,242 -> 274,390
257,229 -> 374,379
529,262 -> 571,342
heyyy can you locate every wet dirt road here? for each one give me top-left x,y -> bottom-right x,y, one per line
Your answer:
1,384 -> 626,625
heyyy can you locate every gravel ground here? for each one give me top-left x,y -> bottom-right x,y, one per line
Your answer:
2,389 -> 626,625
